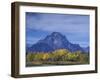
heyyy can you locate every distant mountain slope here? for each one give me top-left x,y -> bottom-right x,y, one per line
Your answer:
27,32 -> 89,53
83,46 -> 89,53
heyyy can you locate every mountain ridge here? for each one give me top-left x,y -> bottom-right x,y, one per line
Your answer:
27,32 -> 89,53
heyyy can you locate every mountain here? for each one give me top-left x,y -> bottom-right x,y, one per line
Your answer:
83,47 -> 89,53
27,32 -> 89,53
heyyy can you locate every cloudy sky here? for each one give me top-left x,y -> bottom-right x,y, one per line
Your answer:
26,12 -> 90,47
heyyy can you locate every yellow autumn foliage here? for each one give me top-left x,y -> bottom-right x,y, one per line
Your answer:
26,49 -> 89,64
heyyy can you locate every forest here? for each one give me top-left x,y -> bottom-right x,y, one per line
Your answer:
26,49 -> 89,67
